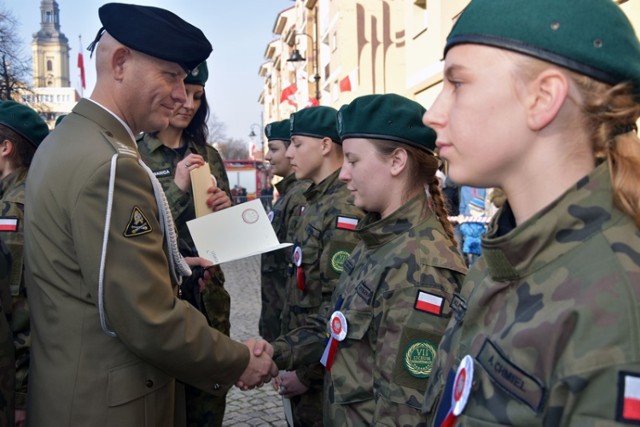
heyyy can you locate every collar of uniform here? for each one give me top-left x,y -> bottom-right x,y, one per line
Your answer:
303,168 -> 342,203
73,99 -> 136,148
139,133 -> 165,152
482,162 -> 619,281
275,173 -> 297,196
356,192 -> 428,248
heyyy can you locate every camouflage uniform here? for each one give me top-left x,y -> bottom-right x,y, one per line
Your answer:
260,173 -> 309,341
423,162 -> 640,426
0,239 -> 14,427
0,169 -> 29,414
279,168 -> 364,427
273,193 -> 466,426
138,133 -> 231,427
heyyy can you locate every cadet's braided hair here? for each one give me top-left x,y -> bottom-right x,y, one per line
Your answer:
371,139 -> 458,246
513,55 -> 640,228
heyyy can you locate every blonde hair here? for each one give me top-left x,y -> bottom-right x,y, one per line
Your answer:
371,139 -> 458,246
513,55 -> 640,228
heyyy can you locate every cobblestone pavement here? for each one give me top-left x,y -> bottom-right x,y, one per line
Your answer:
221,255 -> 287,426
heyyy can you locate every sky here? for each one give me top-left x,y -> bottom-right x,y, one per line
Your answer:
8,0 -> 294,142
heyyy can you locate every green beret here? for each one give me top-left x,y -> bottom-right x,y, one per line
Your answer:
290,106 -> 340,144
0,101 -> 49,148
54,114 -> 66,127
337,94 -> 436,153
184,61 -> 208,86
264,119 -> 290,142
93,3 -> 212,72
446,0 -> 640,95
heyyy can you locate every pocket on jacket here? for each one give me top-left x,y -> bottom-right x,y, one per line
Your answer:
107,360 -> 173,407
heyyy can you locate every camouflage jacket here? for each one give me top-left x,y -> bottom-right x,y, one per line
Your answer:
273,193 -> 467,426
0,239 -> 14,426
423,162 -> 640,426
0,168 -> 29,409
260,174 -> 309,341
138,134 -> 232,336
280,168 -> 364,386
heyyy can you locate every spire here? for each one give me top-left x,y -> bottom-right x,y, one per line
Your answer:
34,0 -> 68,44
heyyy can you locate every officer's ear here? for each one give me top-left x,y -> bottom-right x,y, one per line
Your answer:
112,46 -> 131,82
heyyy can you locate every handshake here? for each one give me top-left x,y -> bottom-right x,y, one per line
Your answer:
235,339 -> 278,390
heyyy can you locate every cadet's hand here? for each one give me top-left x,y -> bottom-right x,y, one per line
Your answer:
15,409 -> 26,427
175,154 -> 206,192
277,370 -> 308,398
236,339 -> 278,390
183,257 -> 214,292
207,186 -> 232,212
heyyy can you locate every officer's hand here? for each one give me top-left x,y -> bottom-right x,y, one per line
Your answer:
207,186 -> 232,212
174,153 -> 205,192
278,370 -> 308,398
236,339 -> 278,391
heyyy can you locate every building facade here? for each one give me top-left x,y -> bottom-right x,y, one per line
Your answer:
260,0 -> 640,127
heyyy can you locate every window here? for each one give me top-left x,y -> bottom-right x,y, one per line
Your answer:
47,60 -> 53,72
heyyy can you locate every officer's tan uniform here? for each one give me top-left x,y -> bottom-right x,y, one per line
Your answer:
24,99 -> 249,427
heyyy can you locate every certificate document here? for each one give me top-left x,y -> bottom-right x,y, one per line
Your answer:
187,198 -> 292,264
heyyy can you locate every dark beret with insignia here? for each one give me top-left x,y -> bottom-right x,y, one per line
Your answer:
0,100 -> 49,148
290,106 -> 340,144
264,119 -> 290,142
184,61 -> 209,86
337,94 -> 436,153
93,3 -> 212,72
446,0 -> 640,96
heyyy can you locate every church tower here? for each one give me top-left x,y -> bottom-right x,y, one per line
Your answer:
31,0 -> 70,88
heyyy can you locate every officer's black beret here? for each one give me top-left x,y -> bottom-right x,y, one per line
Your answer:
93,3 -> 212,72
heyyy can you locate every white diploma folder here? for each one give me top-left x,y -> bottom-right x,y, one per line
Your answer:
187,198 -> 292,265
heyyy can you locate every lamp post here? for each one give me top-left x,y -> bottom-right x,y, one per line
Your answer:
287,32 -> 321,102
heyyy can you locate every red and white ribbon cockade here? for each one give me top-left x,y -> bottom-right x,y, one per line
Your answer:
442,354 -> 474,427
292,246 -> 305,290
320,311 -> 347,371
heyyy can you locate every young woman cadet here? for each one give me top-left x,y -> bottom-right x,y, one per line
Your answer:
421,0 -> 640,425
271,93 -> 467,426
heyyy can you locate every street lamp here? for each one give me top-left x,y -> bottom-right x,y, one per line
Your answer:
287,32 -> 321,101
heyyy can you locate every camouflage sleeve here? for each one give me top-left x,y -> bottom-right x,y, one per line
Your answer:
372,265 -> 456,425
205,146 -> 232,202
0,200 -> 29,408
295,363 -> 325,387
163,179 -> 191,224
271,310 -> 327,371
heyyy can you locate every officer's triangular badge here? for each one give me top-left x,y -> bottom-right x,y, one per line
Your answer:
124,206 -> 153,237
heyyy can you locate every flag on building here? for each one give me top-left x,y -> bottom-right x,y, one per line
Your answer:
78,35 -> 86,90
339,68 -> 358,93
280,83 -> 298,105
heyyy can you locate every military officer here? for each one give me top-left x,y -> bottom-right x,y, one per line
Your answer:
271,94 -> 467,426
421,0 -> 640,425
24,4 -> 276,427
260,119 -> 309,342
0,101 -> 49,427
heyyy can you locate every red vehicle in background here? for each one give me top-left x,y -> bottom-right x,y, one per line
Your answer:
224,159 -> 269,203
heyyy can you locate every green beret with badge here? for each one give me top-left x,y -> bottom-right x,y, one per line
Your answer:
88,2 -> 212,72
184,61 -> 209,86
446,0 -> 640,97
0,100 -> 49,148
290,106 -> 340,144
264,119 -> 290,143
337,93 -> 436,153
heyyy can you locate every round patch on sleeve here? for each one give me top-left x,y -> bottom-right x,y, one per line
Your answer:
403,340 -> 437,378
330,250 -> 350,273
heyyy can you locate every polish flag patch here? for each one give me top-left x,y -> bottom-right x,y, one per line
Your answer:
618,372 -> 640,423
415,291 -> 444,316
0,217 -> 18,232
336,215 -> 358,231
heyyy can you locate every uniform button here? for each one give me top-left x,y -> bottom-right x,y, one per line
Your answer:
212,383 -> 220,391
145,379 -> 154,388
105,131 -> 114,137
